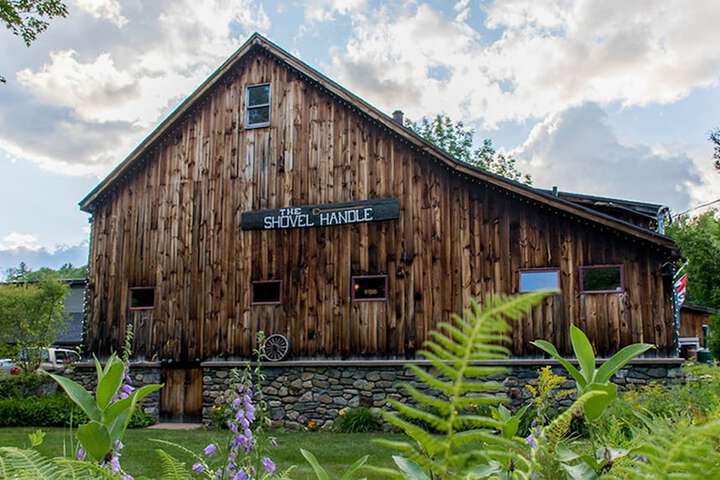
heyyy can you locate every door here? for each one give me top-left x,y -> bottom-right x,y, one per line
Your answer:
160,367 -> 203,422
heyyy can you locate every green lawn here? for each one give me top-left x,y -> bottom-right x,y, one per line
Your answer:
0,427 -> 404,479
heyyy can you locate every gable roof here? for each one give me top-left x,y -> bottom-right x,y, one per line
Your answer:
79,33 -> 678,254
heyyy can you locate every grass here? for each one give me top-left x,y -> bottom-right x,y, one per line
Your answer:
0,427 -> 404,478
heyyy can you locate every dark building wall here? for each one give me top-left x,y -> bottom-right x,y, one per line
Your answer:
83,48 -> 677,363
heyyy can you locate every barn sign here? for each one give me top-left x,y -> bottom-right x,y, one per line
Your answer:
241,198 -> 400,231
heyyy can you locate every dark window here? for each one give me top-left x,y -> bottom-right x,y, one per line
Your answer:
352,275 -> 387,301
519,269 -> 560,292
581,266 -> 624,293
252,280 -> 282,304
130,287 -> 155,309
246,84 -> 270,128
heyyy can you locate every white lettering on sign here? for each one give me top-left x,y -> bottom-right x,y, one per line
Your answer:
262,206 -> 375,230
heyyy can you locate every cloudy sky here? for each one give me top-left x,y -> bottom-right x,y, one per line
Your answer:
1,0 -> 718,272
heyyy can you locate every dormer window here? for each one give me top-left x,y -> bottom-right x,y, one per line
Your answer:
246,83 -> 271,128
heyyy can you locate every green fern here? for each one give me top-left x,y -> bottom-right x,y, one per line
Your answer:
155,449 -> 192,480
0,447 -> 113,480
373,292 -> 553,480
606,417 -> 720,479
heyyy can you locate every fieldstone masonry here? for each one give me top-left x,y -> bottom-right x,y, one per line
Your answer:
202,359 -> 684,429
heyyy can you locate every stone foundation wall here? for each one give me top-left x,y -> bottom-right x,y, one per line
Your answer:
67,362 -> 162,419
202,359 -> 684,429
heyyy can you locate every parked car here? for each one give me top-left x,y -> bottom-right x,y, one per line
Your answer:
6,348 -> 81,374
0,358 -> 20,376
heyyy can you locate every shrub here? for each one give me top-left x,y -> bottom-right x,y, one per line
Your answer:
0,373 -> 56,398
334,407 -> 382,433
0,394 -> 156,428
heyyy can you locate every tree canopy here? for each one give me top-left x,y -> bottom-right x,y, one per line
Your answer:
711,128 -> 720,171
406,114 -> 532,184
4,262 -> 87,282
0,276 -> 69,369
0,0 -> 68,83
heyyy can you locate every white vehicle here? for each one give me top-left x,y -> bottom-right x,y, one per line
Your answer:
40,348 -> 81,371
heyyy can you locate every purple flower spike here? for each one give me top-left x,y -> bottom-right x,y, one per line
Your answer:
261,457 -> 276,475
526,434 -> 537,449
240,417 -> 250,429
110,455 -> 121,473
203,443 -> 218,456
192,463 -> 205,474
232,471 -> 248,480
75,447 -> 85,461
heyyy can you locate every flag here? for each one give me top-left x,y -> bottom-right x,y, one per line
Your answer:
674,273 -> 687,307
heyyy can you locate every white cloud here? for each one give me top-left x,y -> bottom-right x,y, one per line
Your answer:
0,232 -> 42,251
73,0 -> 128,28
329,0 -> 720,127
304,0 -> 367,22
514,104 -> 704,211
2,0 -> 271,176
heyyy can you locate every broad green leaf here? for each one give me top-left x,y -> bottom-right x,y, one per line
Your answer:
392,456 -> 431,480
47,373 -> 101,422
582,383 -> 617,421
300,449 -> 330,480
530,340 -> 586,388
76,421 -> 111,461
96,361 -> 125,409
341,454 -> 369,480
561,461 -> 597,480
570,324 -> 596,383
595,343 -> 655,384
103,396 -> 133,426
93,355 -> 104,384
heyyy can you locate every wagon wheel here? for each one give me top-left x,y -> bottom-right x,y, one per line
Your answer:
264,334 -> 290,361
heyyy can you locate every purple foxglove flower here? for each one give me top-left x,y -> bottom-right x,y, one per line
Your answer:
240,417 -> 250,429
203,443 -> 218,456
192,463 -> 205,474
245,404 -> 255,422
228,420 -> 239,433
110,455 -> 121,472
232,398 -> 242,409
243,393 -> 252,405
232,471 -> 248,480
119,392 -> 129,400
121,384 -> 135,395
235,409 -> 245,421
261,457 -> 276,475
526,434 -> 537,449
115,440 -> 125,450
75,448 -> 85,461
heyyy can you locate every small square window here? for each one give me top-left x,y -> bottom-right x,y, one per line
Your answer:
352,275 -> 387,301
130,287 -> 155,310
580,265 -> 624,293
246,84 -> 270,128
519,269 -> 560,292
252,280 -> 281,305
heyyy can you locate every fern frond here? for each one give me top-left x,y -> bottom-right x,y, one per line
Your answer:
0,447 -> 63,479
376,292 -> 553,480
54,459 -> 115,479
156,449 -> 192,480
607,417 -> 720,479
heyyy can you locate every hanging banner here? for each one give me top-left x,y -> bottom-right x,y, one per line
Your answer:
241,198 -> 400,231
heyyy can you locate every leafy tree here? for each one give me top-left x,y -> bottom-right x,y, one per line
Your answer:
0,276 -> 68,370
407,114 -> 532,184
4,262 -> 88,282
0,0 -> 68,83
667,210 -> 720,309
711,128 -> 720,171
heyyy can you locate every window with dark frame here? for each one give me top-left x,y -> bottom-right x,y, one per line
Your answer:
580,265 -> 624,293
246,84 -> 271,128
129,287 -> 155,310
519,269 -> 560,292
352,275 -> 387,301
251,280 -> 282,305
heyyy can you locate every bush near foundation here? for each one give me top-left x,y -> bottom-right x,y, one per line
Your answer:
334,407 -> 382,433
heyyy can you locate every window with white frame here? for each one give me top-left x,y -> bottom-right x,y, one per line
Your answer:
246,84 -> 271,128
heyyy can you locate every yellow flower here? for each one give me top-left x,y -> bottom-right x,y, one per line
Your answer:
339,408 -> 348,417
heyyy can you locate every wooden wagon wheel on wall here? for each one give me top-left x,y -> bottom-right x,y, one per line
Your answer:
263,334 -> 290,361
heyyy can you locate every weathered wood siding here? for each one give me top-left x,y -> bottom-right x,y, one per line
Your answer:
680,308 -> 711,343
84,49 -> 675,361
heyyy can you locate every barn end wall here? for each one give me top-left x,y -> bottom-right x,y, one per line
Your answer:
201,358 -> 684,429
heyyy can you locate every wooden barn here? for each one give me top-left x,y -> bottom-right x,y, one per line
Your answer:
78,34 -> 682,421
